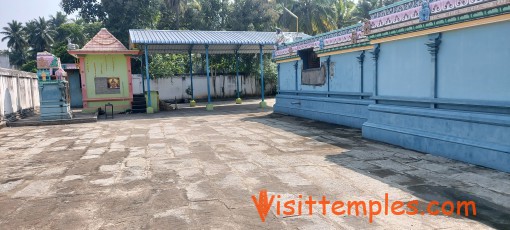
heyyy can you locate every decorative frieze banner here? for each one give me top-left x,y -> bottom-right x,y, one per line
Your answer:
274,24 -> 366,59
274,0 -> 509,60
370,0 -> 493,30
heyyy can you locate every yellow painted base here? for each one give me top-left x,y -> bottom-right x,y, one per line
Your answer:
206,104 -> 214,111
235,98 -> 242,104
190,100 -> 196,107
259,101 -> 267,108
146,107 -> 154,114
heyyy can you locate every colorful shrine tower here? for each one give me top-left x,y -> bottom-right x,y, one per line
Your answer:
69,28 -> 139,113
36,52 -> 73,120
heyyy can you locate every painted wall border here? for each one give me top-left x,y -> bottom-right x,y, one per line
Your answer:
370,13 -> 510,44
317,45 -> 374,57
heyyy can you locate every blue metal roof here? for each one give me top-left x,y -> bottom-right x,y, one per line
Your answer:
129,29 -> 309,54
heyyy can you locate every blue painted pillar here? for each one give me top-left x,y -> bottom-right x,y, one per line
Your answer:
144,45 -> 153,113
205,44 -> 213,110
426,33 -> 441,108
140,56 -> 145,93
327,56 -> 331,97
295,61 -> 298,92
235,50 -> 242,104
277,63 -> 281,94
189,50 -> 196,107
259,45 -> 265,104
370,44 -> 380,102
357,51 -> 365,98
189,51 -> 194,100
258,45 -> 267,108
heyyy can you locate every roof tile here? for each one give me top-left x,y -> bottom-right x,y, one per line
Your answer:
81,28 -> 128,52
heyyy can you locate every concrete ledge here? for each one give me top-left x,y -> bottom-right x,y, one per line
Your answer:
7,112 -> 97,127
274,95 -> 372,128
362,105 -> 510,172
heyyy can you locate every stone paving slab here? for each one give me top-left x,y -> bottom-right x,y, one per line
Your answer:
0,99 -> 509,229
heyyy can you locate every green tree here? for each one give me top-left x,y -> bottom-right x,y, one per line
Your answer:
61,0 -> 105,22
164,0 -> 187,29
182,0 -> 225,30
52,42 -> 76,63
352,0 -> 379,21
55,22 -> 86,45
1,20 -> 29,67
337,0 -> 358,28
227,0 -> 276,31
20,60 -> 37,73
61,0 -> 160,45
101,0 -> 161,45
277,0 -> 338,35
1,20 -> 27,52
26,17 -> 56,54
49,12 -> 69,30
149,54 -> 186,78
7,48 -> 30,67
75,19 -> 103,40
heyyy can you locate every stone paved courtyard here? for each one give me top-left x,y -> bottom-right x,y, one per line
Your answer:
0,99 -> 509,229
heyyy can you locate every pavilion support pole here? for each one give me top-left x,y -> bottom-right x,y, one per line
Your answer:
144,45 -> 154,113
259,44 -> 267,108
189,49 -> 196,107
205,44 -> 213,111
235,50 -> 242,104
140,56 -> 145,93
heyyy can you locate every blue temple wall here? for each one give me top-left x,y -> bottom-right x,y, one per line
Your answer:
274,19 -> 510,172
437,21 -> 510,101
329,52 -> 362,93
362,53 -> 375,94
278,61 -> 297,91
362,20 -> 510,172
377,36 -> 432,98
275,52 -> 373,128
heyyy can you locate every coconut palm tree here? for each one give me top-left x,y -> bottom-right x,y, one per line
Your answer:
352,0 -> 379,21
277,0 -> 338,35
166,0 -> 188,29
1,20 -> 27,52
337,0 -> 358,28
1,20 -> 29,67
26,17 -> 56,53
49,12 -> 68,29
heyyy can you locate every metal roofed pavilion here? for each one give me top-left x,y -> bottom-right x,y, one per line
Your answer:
129,29 -> 309,112
129,30 -> 309,54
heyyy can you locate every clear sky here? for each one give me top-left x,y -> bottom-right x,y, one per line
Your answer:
0,0 -> 77,50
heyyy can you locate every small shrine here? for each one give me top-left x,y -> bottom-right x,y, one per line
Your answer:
68,28 -> 139,113
36,51 -> 73,120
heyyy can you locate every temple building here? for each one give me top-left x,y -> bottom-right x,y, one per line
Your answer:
273,0 -> 510,172
69,28 -> 139,113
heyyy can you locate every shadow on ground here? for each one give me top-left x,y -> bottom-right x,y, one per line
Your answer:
242,113 -> 510,229
96,101 -> 273,122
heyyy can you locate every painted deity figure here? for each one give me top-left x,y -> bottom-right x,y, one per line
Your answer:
67,38 -> 79,50
351,31 -> 358,44
362,19 -> 371,35
275,28 -> 295,48
276,28 -> 286,48
419,0 -> 431,22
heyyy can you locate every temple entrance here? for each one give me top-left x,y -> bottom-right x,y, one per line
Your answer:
132,74 -> 143,95
68,72 -> 83,108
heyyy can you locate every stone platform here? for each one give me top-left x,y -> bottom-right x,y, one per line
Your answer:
0,99 -> 508,229
6,110 -> 97,127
